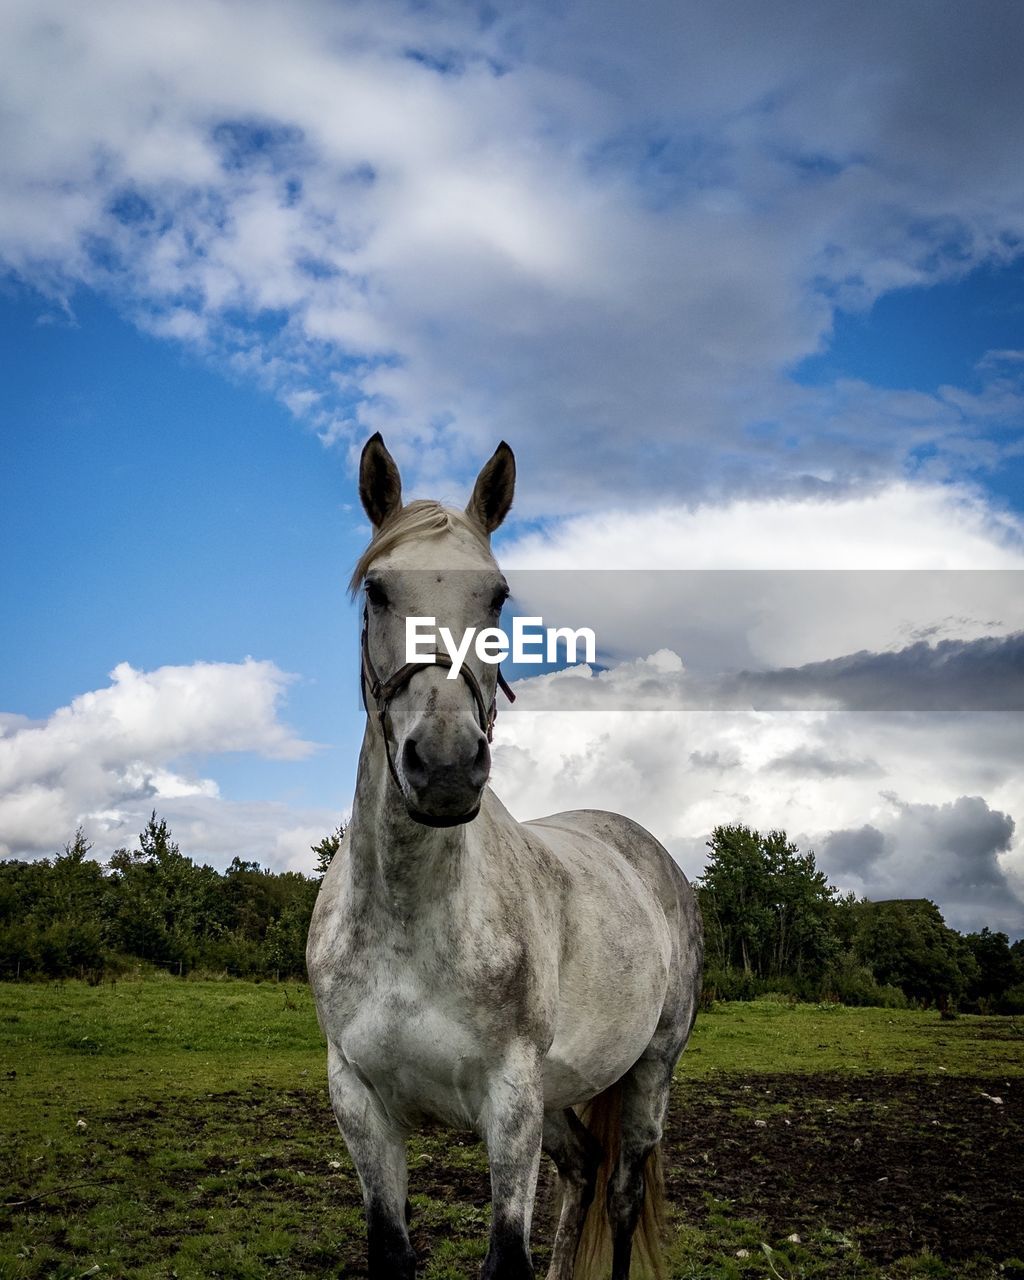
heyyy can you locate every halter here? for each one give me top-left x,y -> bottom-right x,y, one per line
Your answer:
360,608 -> 516,790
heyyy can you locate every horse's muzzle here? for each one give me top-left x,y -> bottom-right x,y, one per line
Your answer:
399,729 -> 490,825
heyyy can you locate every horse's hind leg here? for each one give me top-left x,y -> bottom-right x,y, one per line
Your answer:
327,1045 -> 415,1279
542,1108 -> 602,1280
606,1050 -> 675,1280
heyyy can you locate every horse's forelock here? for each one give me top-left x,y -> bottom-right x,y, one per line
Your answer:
348,500 -> 492,596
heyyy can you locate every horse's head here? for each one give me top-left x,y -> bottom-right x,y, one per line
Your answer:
353,433 -> 515,827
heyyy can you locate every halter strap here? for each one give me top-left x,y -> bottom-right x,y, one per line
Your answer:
360,610 -> 516,789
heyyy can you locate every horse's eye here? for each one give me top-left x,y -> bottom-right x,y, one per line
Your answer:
490,587 -> 510,614
365,580 -> 389,609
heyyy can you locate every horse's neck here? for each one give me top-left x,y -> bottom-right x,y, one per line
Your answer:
346,724 -> 470,916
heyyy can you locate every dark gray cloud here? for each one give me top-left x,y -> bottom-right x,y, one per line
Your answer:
764,748 -> 882,778
892,793 -> 1015,894
732,632 -> 1024,711
505,630 -> 1024,712
520,0 -> 1024,212
818,796 -> 1021,935
820,823 -> 888,876
689,748 -> 741,771
496,665 -> 1024,934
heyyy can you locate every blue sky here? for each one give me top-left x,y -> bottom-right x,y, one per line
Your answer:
1,0 -> 1023,931
2,285 -> 373,824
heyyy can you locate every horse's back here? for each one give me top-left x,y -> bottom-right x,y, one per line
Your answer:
525,806 -> 699,943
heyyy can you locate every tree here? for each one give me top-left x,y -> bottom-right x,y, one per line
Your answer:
107,813 -> 221,971
697,825 -> 839,983
963,928 -> 1017,1005
312,826 -> 345,881
50,828 -> 105,922
0,816 -> 324,980
854,899 -> 977,1008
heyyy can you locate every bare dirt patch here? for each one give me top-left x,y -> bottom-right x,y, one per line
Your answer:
662,1072 -> 1023,1264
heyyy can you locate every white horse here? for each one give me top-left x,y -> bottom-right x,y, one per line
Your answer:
307,435 -> 703,1280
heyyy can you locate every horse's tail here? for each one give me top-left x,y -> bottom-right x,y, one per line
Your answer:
573,1081 -> 667,1280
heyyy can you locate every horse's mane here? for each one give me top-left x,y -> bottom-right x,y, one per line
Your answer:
348,500 -> 493,596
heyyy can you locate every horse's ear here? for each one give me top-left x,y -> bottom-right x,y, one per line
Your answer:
466,441 -> 516,534
359,433 -> 403,529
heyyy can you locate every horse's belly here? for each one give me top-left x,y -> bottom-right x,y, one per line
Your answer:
521,815 -> 679,1109
541,965 -> 668,1109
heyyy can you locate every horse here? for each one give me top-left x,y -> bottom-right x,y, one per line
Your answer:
306,434 -> 703,1280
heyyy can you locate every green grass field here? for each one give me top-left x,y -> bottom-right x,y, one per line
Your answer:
1,979 -> 1022,1279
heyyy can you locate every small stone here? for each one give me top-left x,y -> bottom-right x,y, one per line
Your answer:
75,1118 -> 87,1130
754,1119 -> 768,1128
328,1160 -> 342,1169
736,1248 -> 750,1258
786,1233 -> 801,1243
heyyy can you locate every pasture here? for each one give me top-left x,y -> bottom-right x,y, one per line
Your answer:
1,978 -> 1021,1279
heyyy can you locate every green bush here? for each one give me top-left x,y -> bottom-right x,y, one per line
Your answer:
995,984 -> 1024,1015
821,951 -> 909,1008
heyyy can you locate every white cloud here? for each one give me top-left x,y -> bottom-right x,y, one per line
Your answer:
0,658 -> 316,857
489,656 -> 1024,934
80,794 -> 345,878
501,481 -> 1024,571
1,1 -> 1022,503
498,482 -> 1024,672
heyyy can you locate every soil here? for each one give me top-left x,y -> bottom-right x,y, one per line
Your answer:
659,1072 -> 1023,1264
400,1072 -> 1024,1269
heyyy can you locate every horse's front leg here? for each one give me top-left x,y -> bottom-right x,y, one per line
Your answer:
327,1045 -> 416,1279
479,1044 -> 545,1280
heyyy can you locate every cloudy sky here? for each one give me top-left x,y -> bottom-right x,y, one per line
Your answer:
2,0 -> 1022,934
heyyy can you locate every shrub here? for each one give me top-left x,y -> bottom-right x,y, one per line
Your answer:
995,984 -> 1024,1016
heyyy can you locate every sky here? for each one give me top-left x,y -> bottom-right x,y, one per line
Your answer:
1,0 -> 1023,935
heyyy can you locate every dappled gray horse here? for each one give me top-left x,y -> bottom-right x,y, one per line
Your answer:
307,435 -> 702,1280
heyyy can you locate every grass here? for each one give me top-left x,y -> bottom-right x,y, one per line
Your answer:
687,996 -> 1024,1078
1,980 -> 1022,1278
0,975 -> 320,1117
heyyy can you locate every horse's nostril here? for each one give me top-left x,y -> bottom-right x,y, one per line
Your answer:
402,738 -> 429,788
469,734 -> 490,785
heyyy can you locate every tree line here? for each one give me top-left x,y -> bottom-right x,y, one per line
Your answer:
0,815 -> 342,982
698,824 -> 1024,1013
1,816 -> 1022,1011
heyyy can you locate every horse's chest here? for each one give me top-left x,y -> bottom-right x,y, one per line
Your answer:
328,942 -> 503,1125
